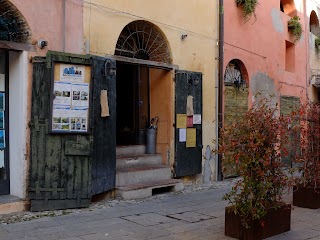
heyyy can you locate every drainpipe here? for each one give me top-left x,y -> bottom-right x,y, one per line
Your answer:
217,0 -> 224,181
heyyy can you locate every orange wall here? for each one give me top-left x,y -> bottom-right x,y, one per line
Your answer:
224,0 -> 308,104
11,0 -> 84,55
150,69 -> 172,164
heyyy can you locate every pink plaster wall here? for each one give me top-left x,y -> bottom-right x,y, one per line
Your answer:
10,0 -> 84,55
224,0 -> 308,103
5,0 -> 84,198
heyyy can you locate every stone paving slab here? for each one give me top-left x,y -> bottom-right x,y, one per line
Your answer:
1,182 -> 320,240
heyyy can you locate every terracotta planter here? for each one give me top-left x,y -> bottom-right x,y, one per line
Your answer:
293,186 -> 320,209
225,203 -> 291,240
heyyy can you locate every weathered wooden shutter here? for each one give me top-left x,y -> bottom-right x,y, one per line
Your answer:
29,55 -> 92,211
91,57 -> 116,195
280,95 -> 301,166
173,70 -> 203,177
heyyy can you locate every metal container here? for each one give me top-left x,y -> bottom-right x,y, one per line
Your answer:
139,128 -> 146,145
146,128 -> 157,154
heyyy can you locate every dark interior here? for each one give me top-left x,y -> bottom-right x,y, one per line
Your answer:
116,63 -> 149,146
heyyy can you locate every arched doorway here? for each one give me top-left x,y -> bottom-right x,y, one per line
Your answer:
0,0 -> 31,196
310,10 -> 319,35
224,59 -> 249,122
223,59 -> 249,178
114,20 -> 172,146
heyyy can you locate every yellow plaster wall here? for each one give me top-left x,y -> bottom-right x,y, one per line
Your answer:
83,0 -> 219,180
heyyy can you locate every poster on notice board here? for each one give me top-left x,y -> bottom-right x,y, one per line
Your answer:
51,63 -> 91,133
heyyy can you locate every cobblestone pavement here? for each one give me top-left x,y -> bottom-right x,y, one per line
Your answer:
1,181 -> 320,240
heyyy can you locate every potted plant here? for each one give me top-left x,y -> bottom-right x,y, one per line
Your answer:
288,16 -> 303,43
290,102 -> 320,209
236,0 -> 258,22
219,97 -> 292,240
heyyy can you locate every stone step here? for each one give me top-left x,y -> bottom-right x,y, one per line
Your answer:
116,179 -> 184,200
116,154 -> 162,169
116,145 -> 146,157
116,165 -> 171,186
0,195 -> 28,215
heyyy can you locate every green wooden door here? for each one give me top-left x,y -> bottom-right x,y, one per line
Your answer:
29,54 -> 117,211
173,70 -> 203,177
29,56 -> 92,211
91,57 -> 116,194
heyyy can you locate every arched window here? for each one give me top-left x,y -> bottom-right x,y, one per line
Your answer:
310,10 -> 319,35
0,0 -> 31,43
280,0 -> 297,17
115,20 -> 171,64
224,59 -> 248,88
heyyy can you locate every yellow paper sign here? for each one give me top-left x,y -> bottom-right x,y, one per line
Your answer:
186,128 -> 196,148
176,114 -> 187,129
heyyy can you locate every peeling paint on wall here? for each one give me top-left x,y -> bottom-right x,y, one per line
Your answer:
310,34 -> 315,51
251,72 -> 278,107
271,8 -> 284,33
203,145 -> 213,183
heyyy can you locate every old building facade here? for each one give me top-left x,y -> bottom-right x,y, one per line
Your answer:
0,0 -> 84,213
223,0 -> 310,176
2,0 -> 319,214
0,0 -> 220,213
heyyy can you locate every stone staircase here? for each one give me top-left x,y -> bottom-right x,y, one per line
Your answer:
115,145 -> 183,200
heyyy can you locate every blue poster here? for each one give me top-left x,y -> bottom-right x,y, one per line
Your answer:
0,130 -> 5,148
0,93 -> 4,111
0,111 -> 4,129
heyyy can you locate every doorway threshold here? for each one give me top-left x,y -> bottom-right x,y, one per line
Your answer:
0,195 -> 28,215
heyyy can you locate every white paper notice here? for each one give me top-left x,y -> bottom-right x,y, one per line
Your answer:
72,83 -> 89,108
70,108 -> 88,132
179,128 -> 186,142
52,107 -> 71,131
54,82 -> 72,106
193,114 -> 202,125
0,74 -> 5,92
60,64 -> 85,83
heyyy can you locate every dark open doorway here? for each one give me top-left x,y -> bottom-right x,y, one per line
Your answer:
0,51 -> 9,196
116,62 -> 149,146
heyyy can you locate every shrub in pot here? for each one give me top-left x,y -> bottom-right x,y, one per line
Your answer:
236,0 -> 259,22
218,97 -> 292,240
288,16 -> 303,43
290,102 -> 320,209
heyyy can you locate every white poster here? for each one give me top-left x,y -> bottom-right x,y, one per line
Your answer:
60,64 -> 85,83
53,82 -> 72,106
179,128 -> 187,142
0,74 -> 5,92
72,83 -> 89,108
70,108 -> 88,132
52,107 -> 71,131
193,114 -> 202,125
